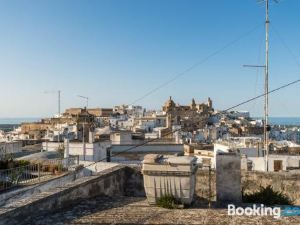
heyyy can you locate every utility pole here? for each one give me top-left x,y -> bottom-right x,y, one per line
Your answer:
208,165 -> 211,208
58,90 -> 61,118
264,0 -> 270,171
78,95 -> 89,108
77,95 -> 89,161
243,0 -> 276,171
57,90 -> 61,143
45,90 -> 61,118
45,90 -> 61,142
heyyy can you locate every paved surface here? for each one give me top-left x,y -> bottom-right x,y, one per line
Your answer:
23,196 -> 300,225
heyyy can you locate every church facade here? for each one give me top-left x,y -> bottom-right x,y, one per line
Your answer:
162,96 -> 213,131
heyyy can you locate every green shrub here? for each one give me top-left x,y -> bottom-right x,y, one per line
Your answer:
57,145 -> 64,158
156,194 -> 181,209
243,185 -> 293,205
0,159 -> 30,169
52,164 -> 64,173
17,160 -> 30,167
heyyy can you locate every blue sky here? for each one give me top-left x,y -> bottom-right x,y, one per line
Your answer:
0,0 -> 299,117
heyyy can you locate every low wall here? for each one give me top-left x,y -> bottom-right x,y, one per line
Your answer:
111,144 -> 183,153
216,154 -> 241,203
195,169 -> 216,204
5,164 -> 300,225
195,169 -> 300,205
242,171 -> 300,205
0,165 -> 145,225
123,166 -> 145,197
0,172 -> 78,207
0,141 -> 22,156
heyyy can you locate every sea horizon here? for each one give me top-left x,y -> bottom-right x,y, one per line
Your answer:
253,117 -> 300,126
0,117 -> 41,125
1,116 -> 300,126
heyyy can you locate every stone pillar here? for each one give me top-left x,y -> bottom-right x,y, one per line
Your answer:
166,114 -> 172,129
216,153 -> 241,204
64,138 -> 69,159
241,154 -> 248,171
89,131 -> 95,144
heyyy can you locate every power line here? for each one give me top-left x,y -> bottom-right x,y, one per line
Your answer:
224,78 -> 300,112
251,29 -> 265,115
84,78 -> 300,166
270,23 -> 300,68
130,23 -> 264,105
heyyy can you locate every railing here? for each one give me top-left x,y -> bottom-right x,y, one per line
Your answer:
0,155 -> 79,192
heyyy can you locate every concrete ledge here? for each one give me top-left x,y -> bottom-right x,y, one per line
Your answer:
0,172 -> 77,207
0,165 -> 126,225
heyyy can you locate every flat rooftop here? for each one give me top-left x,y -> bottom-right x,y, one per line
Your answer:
24,196 -> 299,225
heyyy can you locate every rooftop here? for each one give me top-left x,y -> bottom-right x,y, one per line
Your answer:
24,196 -> 299,225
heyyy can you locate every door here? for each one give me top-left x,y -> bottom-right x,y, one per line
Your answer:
274,160 -> 283,172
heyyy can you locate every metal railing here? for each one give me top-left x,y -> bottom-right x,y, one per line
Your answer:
0,155 -> 79,192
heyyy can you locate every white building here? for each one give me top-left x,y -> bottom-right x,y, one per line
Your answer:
134,117 -> 155,132
248,154 -> 300,172
3,127 -> 30,141
42,139 -> 110,162
213,137 -> 263,168
0,141 -> 23,157
197,126 -> 228,143
228,111 -> 250,119
110,131 -> 133,145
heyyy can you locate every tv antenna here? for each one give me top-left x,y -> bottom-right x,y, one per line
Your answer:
243,0 -> 278,171
77,95 -> 89,108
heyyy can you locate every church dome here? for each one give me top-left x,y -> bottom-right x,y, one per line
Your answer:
164,96 -> 175,108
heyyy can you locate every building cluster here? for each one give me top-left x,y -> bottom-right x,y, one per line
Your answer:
270,126 -> 300,144
185,135 -> 300,172
1,96 -> 300,174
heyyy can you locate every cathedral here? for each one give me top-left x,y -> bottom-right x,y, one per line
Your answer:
162,96 -> 213,131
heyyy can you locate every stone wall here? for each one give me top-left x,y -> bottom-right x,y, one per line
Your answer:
0,141 -> 22,156
123,166 -> 145,197
0,172 -> 79,207
0,165 -> 145,225
3,164 -> 300,225
195,169 -> 300,205
242,171 -> 300,205
195,169 -> 216,204
216,154 -> 241,203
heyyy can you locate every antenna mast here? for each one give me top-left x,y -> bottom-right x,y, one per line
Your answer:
44,90 -> 62,142
58,90 -> 61,117
77,95 -> 89,161
244,0 -> 275,171
264,0 -> 269,171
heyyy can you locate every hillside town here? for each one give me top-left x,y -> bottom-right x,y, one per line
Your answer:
1,0 -> 300,224
1,96 -> 300,172
1,96 -> 300,224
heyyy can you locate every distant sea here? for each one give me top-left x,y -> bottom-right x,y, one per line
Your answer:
0,118 -> 40,125
253,117 -> 300,126
1,117 -> 300,126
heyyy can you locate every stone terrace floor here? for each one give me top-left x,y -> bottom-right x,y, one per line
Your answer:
24,196 -> 300,225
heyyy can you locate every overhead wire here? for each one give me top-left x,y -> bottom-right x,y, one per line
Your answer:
270,23 -> 300,67
130,23 -> 264,105
80,78 -> 300,168
269,24 -> 300,116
